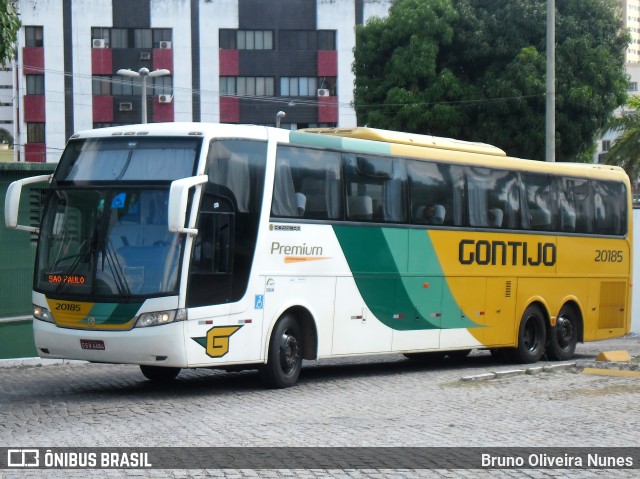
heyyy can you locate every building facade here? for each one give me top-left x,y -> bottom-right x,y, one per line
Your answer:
623,0 -> 640,63
0,65 -> 13,142
13,0 -> 392,163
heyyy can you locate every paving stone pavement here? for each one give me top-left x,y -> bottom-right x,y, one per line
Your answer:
0,336 -> 639,478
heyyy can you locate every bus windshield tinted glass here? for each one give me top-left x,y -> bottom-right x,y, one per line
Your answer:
35,188 -> 183,298
56,137 -> 199,181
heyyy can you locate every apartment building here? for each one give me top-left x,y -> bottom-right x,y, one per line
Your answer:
0,64 -> 13,144
13,0 -> 392,162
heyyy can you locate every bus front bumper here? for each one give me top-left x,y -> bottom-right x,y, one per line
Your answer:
32,319 -> 188,368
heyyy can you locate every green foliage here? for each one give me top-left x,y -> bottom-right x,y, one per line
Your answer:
605,100 -> 640,180
0,127 -> 13,146
353,0 -> 629,162
0,1 -> 20,66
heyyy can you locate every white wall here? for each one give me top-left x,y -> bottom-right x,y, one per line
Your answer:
632,209 -> 640,333
200,0 -> 238,123
151,0 -> 192,122
318,0 -> 357,127
18,0 -> 66,161
72,0 -> 112,132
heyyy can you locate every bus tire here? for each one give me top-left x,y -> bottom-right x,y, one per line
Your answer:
260,314 -> 303,388
140,365 -> 181,381
508,305 -> 546,364
547,305 -> 578,361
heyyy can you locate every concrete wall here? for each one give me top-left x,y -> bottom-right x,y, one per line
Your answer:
632,209 -> 640,333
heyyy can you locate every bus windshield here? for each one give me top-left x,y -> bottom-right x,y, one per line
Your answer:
36,188 -> 182,299
34,136 -> 201,299
55,137 -> 198,181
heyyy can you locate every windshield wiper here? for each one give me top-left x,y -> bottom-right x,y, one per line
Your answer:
103,239 -> 130,297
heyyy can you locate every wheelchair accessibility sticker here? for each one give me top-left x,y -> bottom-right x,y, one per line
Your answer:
255,295 -> 264,310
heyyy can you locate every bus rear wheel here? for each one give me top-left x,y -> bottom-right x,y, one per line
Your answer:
140,365 -> 181,381
508,305 -> 546,364
260,314 -> 303,388
547,305 -> 578,361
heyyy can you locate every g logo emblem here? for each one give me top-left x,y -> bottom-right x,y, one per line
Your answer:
205,326 -> 242,358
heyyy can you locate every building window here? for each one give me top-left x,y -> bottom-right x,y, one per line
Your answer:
27,123 -> 45,143
134,29 -> 152,49
628,82 -> 638,92
112,76 -> 141,96
91,27 -> 111,47
602,140 -> 611,152
92,76 -> 112,96
220,77 -> 274,96
318,30 -> 336,50
220,30 -> 273,50
280,77 -> 318,96
25,26 -> 44,48
152,76 -> 173,96
111,29 -> 129,48
26,75 -> 45,95
152,29 -> 172,47
279,30 -> 317,50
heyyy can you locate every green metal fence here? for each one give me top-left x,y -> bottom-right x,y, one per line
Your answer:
0,162 -> 56,359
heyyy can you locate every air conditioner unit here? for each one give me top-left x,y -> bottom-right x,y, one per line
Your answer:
140,52 -> 151,60
92,39 -> 106,49
119,102 -> 133,111
158,94 -> 173,104
159,41 -> 172,49
317,88 -> 330,97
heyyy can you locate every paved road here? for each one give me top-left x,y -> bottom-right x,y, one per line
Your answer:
1,336 -> 639,478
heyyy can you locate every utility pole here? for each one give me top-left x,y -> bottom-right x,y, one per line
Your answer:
546,0 -> 555,162
116,68 -> 171,124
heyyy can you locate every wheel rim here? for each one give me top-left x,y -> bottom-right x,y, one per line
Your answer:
279,329 -> 300,375
523,315 -> 540,352
556,314 -> 574,350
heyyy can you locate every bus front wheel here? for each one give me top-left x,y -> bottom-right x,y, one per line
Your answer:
260,314 -> 303,388
140,365 -> 181,381
547,305 -> 578,361
508,305 -> 546,364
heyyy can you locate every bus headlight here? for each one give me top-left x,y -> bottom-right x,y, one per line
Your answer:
134,309 -> 187,328
33,305 -> 54,323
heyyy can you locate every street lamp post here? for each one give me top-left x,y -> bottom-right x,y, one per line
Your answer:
116,67 -> 171,124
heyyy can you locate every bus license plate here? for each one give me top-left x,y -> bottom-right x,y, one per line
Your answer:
80,339 -> 105,350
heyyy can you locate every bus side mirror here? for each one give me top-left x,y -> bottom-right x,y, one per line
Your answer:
4,174 -> 52,232
168,175 -> 208,235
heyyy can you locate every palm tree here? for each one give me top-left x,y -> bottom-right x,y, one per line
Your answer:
605,97 -> 640,180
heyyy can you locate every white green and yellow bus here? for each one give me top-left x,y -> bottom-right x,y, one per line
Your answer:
4,123 -> 632,387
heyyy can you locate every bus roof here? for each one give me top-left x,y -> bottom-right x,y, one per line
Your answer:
300,127 -> 507,157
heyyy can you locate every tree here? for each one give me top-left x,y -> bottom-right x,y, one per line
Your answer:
605,97 -> 640,180
353,0 -> 629,162
0,1 -> 20,66
0,127 -> 13,146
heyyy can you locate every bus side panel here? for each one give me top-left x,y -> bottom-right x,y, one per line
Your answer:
556,236 -> 631,340
262,275 -> 336,359
332,277 -> 392,355
390,276 -> 442,352
183,302 -> 266,367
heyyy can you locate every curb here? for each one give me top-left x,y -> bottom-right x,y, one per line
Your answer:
0,357 -> 86,368
460,357 -> 640,382
460,362 -> 576,382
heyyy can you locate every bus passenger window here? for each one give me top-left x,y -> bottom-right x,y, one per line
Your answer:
593,181 -> 626,235
522,173 -> 556,231
563,178 -> 593,233
407,160 -> 460,226
272,146 -> 342,219
344,154 -> 406,223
